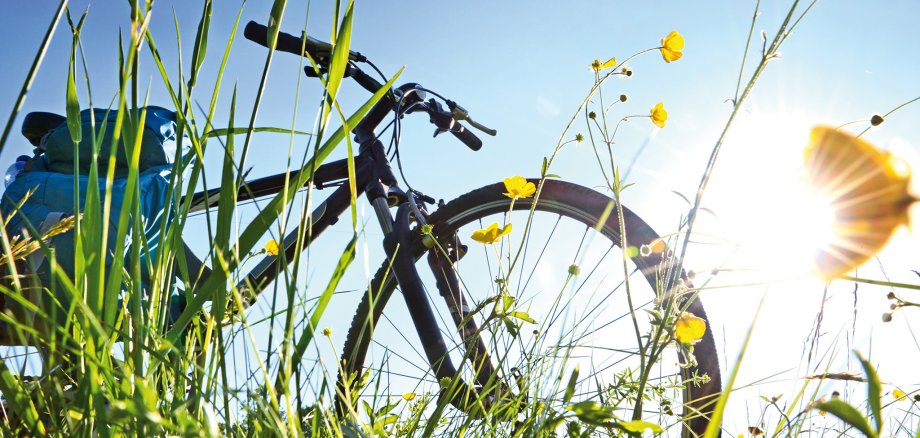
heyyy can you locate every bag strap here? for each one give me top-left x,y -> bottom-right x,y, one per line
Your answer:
26,212 -> 65,270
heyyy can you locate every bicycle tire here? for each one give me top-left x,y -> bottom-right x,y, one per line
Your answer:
339,179 -> 721,436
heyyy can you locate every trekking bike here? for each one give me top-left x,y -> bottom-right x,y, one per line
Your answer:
190,21 -> 723,435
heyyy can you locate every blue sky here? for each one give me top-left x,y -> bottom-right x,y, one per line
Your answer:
2,0 -> 919,431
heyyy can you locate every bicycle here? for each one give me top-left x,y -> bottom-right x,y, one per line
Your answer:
16,20 -> 720,436
226,21 -> 726,435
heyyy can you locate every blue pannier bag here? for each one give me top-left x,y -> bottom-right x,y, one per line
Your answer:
1,106 -> 190,330
42,106 -> 183,176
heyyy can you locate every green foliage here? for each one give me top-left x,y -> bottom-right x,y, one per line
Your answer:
1,1 -> 916,437
811,351 -> 886,438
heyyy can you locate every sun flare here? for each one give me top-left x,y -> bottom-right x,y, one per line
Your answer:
705,111 -> 916,281
706,111 -> 844,279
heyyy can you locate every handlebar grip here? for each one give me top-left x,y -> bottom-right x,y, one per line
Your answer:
243,21 -> 317,58
451,123 -> 483,151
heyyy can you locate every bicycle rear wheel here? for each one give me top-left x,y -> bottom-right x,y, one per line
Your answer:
339,179 -> 721,436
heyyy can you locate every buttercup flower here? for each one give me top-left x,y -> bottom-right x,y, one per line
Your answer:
674,311 -> 706,344
403,393 -> 416,401
803,126 -> 916,279
660,30 -> 684,63
265,239 -> 281,256
893,389 -> 907,401
650,102 -> 668,128
471,222 -> 512,244
503,176 -> 536,199
590,56 -> 617,73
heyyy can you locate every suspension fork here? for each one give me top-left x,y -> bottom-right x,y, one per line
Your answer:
374,197 -> 459,381
371,182 -> 508,412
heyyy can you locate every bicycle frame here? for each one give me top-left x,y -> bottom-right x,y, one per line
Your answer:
188,140 -> 392,295
185,82 -> 472,386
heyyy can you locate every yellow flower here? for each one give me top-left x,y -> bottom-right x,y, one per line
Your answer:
650,102 -> 668,128
471,222 -> 512,244
893,389 -> 907,401
660,30 -> 684,63
590,56 -> 617,72
403,393 -> 416,401
803,126 -> 916,280
674,311 -> 706,344
503,176 -> 536,199
265,239 -> 281,256
322,327 -> 332,337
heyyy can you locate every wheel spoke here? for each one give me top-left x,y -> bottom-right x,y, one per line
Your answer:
337,180 -> 720,437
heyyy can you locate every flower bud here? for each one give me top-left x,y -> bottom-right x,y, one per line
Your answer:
588,111 -> 597,120
870,114 -> 885,126
575,133 -> 584,142
639,244 -> 652,257
591,59 -> 602,72
887,292 -> 896,300
882,312 -> 893,322
619,94 -> 628,102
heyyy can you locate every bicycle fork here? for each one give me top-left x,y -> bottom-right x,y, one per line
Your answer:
378,203 -> 459,381
374,194 -> 503,411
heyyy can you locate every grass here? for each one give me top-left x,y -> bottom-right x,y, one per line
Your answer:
0,0 -> 918,437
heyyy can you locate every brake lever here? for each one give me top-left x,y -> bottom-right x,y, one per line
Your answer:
447,101 -> 497,136
426,99 -> 458,137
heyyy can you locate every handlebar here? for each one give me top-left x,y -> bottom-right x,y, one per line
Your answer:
243,21 -> 365,64
243,21 -> 494,151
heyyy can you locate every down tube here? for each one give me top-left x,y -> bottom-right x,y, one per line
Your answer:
237,161 -> 373,294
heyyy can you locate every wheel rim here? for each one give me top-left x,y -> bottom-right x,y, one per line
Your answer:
346,188 -> 712,435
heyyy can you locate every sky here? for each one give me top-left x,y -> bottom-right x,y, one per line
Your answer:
1,0 -> 919,433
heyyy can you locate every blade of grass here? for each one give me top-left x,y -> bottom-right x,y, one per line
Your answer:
276,234 -> 356,392
166,67 -> 401,344
812,399 -> 877,438
0,0 -> 67,156
855,351 -> 883,433
202,126 -> 313,139
0,359 -> 46,434
703,297 -> 765,438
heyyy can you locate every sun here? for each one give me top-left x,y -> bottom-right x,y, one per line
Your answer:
703,109 -> 841,280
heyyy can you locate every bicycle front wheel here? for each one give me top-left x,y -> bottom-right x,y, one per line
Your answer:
340,179 -> 721,436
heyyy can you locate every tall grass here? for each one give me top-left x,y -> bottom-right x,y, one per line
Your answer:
0,1 -> 918,437
0,0 -> 392,435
